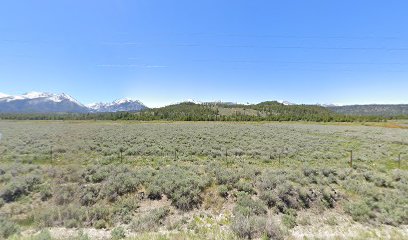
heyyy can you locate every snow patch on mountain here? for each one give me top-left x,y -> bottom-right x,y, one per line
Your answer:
0,92 -> 84,105
88,98 -> 146,112
317,103 -> 343,107
185,99 -> 202,104
22,91 -> 52,99
0,93 -> 11,99
0,91 -> 89,113
278,100 -> 296,106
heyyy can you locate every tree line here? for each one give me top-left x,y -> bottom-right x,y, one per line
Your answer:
0,102 -> 392,122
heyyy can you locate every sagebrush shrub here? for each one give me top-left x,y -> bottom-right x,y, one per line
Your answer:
111,226 -> 126,239
131,207 -> 170,232
0,217 -> 20,239
0,174 -> 41,202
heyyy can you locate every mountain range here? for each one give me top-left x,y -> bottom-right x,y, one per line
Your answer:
0,92 -> 147,113
0,91 -> 407,117
87,98 -> 146,113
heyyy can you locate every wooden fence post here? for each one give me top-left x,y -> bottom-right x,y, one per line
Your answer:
398,153 -> 401,169
50,146 -> 53,163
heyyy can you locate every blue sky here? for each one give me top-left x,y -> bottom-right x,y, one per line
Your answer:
1,0 -> 408,107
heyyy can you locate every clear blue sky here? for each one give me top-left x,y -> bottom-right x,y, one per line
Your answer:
1,0 -> 408,107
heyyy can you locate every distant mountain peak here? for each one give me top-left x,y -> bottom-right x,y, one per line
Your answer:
21,91 -> 54,99
185,99 -> 202,104
113,98 -> 143,105
0,91 -> 83,105
58,93 -> 83,105
88,98 -> 146,112
316,103 -> 342,107
0,91 -> 88,113
278,100 -> 296,106
113,98 -> 132,105
0,92 -> 145,113
0,93 -> 10,99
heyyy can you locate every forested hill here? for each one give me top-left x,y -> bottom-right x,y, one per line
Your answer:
328,104 -> 408,117
0,101 -> 386,122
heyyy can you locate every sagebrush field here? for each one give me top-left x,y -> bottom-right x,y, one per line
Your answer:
0,121 -> 407,239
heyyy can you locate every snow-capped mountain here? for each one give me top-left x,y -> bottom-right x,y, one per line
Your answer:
278,100 -> 296,106
317,103 -> 342,107
0,92 -> 146,113
87,98 -> 147,112
0,93 -> 10,99
184,99 -> 203,105
0,92 -> 88,113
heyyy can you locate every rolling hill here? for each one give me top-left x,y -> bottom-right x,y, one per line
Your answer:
328,104 -> 408,117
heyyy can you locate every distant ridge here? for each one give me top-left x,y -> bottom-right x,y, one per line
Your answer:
328,104 -> 408,116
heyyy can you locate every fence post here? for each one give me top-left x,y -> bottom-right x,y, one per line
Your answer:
398,153 -> 401,169
349,150 -> 353,168
50,146 -> 53,163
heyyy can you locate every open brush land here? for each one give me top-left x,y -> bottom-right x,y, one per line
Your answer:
0,120 -> 407,239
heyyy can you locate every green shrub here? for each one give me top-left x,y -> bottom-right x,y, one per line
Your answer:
303,168 -> 318,177
83,165 -> 111,183
231,196 -> 284,240
257,170 -> 341,213
234,194 -> 267,217
79,185 -> 100,206
235,181 -> 255,195
0,217 -> 20,239
32,229 -> 52,240
152,166 -> 210,211
325,216 -> 338,226
345,201 -> 372,223
89,205 -> 111,227
147,184 -> 162,200
282,213 -> 297,229
218,185 -> 229,198
321,187 -> 336,208
231,214 -> 266,239
169,178 -> 204,210
0,175 -> 41,202
54,184 -> 78,205
40,184 -> 53,201
35,205 -> 86,228
131,207 -> 170,232
113,197 -> 139,224
94,219 -> 107,229
259,190 -> 279,208
74,230 -> 90,240
264,219 -> 284,240
101,172 -> 142,202
214,168 -> 240,187
111,226 -> 126,239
